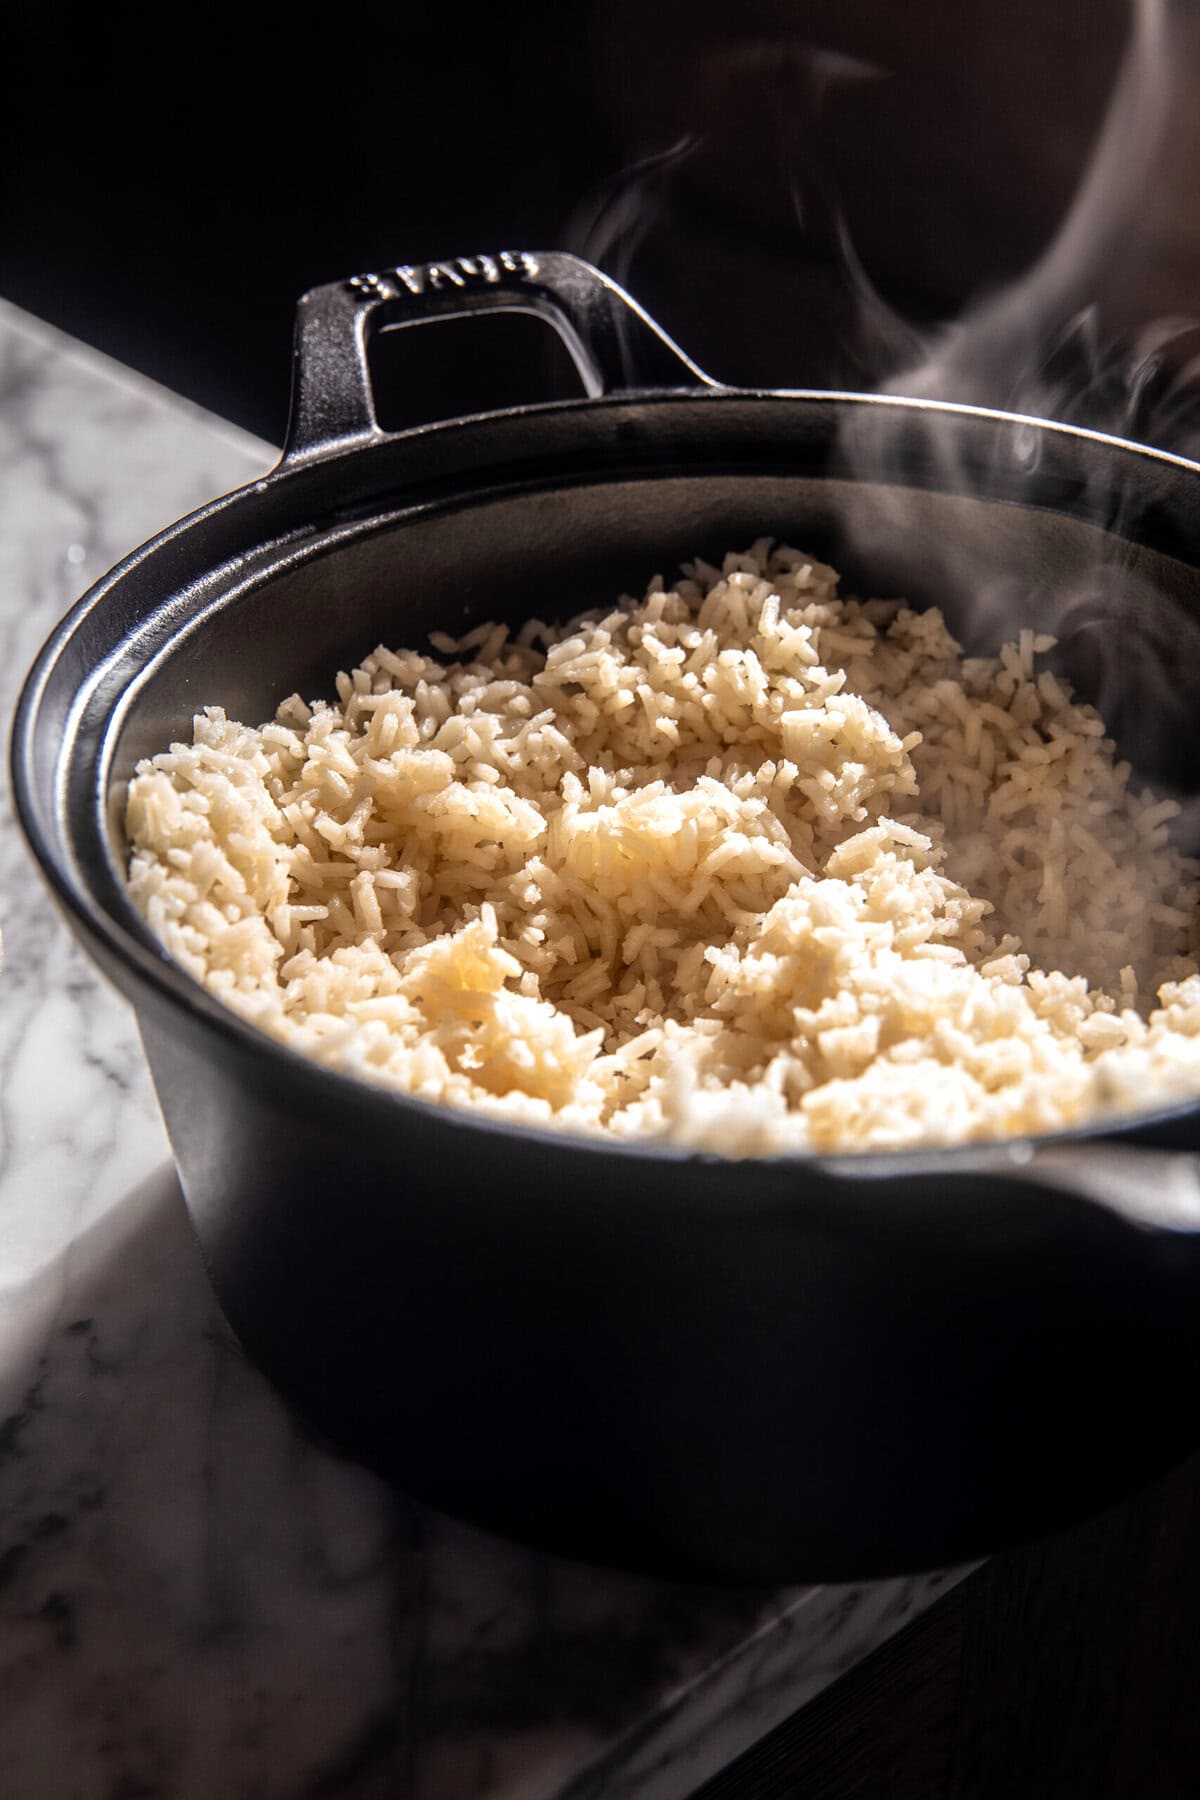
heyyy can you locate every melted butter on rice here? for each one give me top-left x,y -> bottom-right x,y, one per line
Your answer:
125,541 -> 1200,1153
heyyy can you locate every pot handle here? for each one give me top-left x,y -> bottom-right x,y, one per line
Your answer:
282,250 -> 716,463
1008,1142 -> 1200,1233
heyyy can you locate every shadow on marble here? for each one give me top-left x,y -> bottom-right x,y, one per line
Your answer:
0,1162 -> 800,1800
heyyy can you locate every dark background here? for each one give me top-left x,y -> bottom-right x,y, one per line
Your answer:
6,5 -> 1200,1794
7,0 -> 1199,447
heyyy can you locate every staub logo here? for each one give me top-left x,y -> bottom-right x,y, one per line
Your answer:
347,252 -> 540,301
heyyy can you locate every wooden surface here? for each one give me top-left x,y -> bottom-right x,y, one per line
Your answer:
694,1450 -> 1200,1798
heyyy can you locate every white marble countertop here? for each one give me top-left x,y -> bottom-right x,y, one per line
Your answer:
0,298 -> 969,1800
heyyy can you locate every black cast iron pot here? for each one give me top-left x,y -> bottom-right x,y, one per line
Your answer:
13,252 -> 1200,1583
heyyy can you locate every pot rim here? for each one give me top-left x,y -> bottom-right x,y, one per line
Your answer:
13,378 -> 1200,1193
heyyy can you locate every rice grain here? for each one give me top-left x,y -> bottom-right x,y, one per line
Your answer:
125,541 -> 1200,1154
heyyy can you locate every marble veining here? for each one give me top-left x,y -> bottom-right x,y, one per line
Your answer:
0,298 -> 971,1800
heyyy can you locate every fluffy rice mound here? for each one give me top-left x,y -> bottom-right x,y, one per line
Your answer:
125,541 -> 1200,1154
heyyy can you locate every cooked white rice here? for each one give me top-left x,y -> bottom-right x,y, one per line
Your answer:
125,540 -> 1200,1154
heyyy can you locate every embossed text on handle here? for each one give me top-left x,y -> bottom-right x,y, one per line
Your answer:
346,251 -> 540,302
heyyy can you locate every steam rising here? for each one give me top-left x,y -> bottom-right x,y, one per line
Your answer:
872,0 -> 1172,410
830,0 -> 1200,816
565,136 -> 700,297
569,1 -> 1200,814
